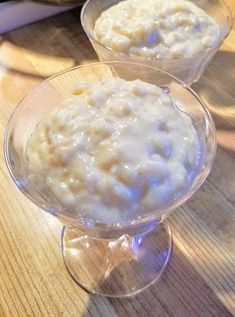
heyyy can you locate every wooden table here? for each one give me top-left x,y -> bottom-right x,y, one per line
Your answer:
0,3 -> 235,316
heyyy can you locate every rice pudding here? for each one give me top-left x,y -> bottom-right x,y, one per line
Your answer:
94,0 -> 220,59
27,78 -> 201,222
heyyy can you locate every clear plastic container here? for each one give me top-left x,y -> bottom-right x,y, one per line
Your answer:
5,62 -> 216,297
81,0 -> 233,85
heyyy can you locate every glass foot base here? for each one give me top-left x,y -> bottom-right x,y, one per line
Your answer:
61,223 -> 172,297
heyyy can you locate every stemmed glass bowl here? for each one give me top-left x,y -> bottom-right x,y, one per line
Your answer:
81,0 -> 233,85
4,61 -> 216,297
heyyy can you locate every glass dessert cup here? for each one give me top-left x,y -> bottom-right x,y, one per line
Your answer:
81,0 -> 233,85
4,62 -> 216,297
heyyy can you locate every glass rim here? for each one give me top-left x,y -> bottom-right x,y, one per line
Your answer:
81,0 -> 233,62
4,61 -> 217,231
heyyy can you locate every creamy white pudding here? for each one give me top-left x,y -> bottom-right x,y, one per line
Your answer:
94,0 -> 220,59
27,78 -> 201,222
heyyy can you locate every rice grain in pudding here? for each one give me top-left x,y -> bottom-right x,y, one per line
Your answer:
27,78 -> 201,222
94,0 -> 220,59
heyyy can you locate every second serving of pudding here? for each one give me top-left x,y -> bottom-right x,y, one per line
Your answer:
94,0 -> 220,59
27,78 -> 201,223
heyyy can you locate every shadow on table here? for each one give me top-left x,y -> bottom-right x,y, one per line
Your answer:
81,242 -> 233,317
192,50 -> 235,156
192,50 -> 235,110
0,8 -> 96,79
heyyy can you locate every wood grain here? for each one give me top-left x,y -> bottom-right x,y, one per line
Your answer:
0,4 -> 235,317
